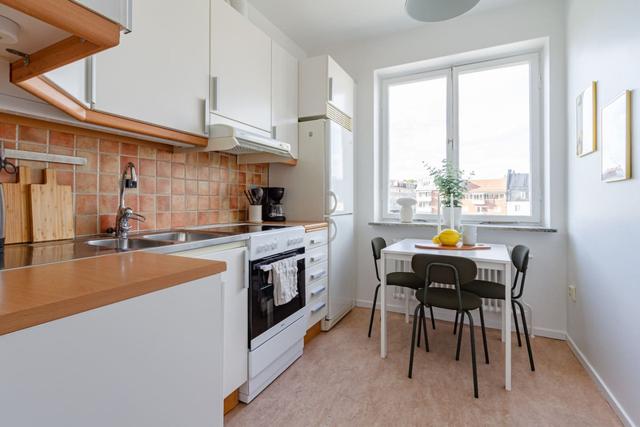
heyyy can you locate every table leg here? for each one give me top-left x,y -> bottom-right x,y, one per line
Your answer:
501,300 -> 506,343
504,263 -> 512,391
380,252 -> 387,358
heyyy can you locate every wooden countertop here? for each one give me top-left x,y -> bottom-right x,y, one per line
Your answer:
263,221 -> 328,232
0,252 -> 226,336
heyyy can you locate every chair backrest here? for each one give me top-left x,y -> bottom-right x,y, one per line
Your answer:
412,254 -> 477,311
371,237 -> 387,282
511,244 -> 530,299
411,254 -> 477,286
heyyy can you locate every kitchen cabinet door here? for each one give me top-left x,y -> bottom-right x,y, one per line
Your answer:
327,56 -> 354,118
44,59 -> 91,107
211,0 -> 271,134
271,41 -> 299,158
92,0 -> 209,135
172,244 -> 248,398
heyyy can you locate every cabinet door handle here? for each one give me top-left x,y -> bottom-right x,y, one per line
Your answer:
328,77 -> 333,101
311,302 -> 326,314
272,126 -> 277,139
309,255 -> 325,263
309,270 -> 326,281
85,56 -> 96,107
310,285 -> 326,297
203,98 -> 210,136
310,239 -> 323,246
211,76 -> 219,111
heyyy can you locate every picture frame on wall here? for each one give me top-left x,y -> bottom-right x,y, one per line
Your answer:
576,81 -> 597,156
601,90 -> 632,182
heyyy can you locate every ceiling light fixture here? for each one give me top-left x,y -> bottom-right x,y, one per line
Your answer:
405,0 -> 481,22
0,15 -> 19,44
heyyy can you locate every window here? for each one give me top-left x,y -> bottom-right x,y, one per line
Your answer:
381,53 -> 541,223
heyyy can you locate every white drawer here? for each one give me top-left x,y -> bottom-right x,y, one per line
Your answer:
306,261 -> 328,285
306,246 -> 328,267
306,277 -> 328,303
305,228 -> 328,249
308,294 -> 327,327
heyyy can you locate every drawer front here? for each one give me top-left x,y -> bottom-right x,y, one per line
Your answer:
306,277 -> 328,304
306,246 -> 328,267
308,293 -> 328,327
305,228 -> 328,249
306,261 -> 328,286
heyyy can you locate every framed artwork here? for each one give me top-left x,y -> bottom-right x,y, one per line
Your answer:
576,81 -> 597,156
601,90 -> 632,182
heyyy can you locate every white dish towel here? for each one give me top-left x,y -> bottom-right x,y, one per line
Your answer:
270,257 -> 299,306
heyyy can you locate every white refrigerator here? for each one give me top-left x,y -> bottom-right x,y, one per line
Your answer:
269,118 -> 355,330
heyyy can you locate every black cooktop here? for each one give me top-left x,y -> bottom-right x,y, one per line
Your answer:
198,224 -> 288,235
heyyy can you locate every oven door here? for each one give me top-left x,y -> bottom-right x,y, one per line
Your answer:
249,248 -> 306,347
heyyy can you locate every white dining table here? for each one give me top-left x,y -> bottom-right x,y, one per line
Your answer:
380,239 -> 513,391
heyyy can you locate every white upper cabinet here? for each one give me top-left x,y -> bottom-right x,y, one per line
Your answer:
327,56 -> 354,118
299,55 -> 354,120
92,0 -> 210,135
211,0 -> 272,134
44,59 -> 90,107
271,41 -> 299,158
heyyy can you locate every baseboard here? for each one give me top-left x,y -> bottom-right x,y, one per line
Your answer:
566,335 -> 636,427
355,298 -> 566,340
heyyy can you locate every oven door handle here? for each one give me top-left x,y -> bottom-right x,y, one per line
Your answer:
258,253 -> 305,272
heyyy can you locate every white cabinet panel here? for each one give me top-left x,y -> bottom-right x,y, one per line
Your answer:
211,0 -> 271,133
45,59 -> 90,106
326,120 -> 354,215
93,0 -> 209,135
172,244 -> 248,397
327,56 -> 354,118
271,41 -> 299,158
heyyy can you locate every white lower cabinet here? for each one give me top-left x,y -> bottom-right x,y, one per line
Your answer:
305,228 -> 329,328
172,243 -> 248,397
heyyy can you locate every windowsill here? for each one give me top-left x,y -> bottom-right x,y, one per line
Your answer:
368,220 -> 557,233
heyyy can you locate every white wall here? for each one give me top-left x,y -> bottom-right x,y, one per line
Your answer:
314,0 -> 568,337
566,0 -> 640,425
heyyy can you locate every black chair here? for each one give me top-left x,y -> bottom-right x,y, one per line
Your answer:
408,254 -> 489,398
455,244 -> 535,372
368,237 -> 436,338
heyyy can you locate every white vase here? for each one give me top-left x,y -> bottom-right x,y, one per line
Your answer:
248,205 -> 262,223
442,206 -> 462,230
396,197 -> 417,223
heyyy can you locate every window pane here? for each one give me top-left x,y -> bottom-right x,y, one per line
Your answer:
387,76 -> 447,215
458,63 -> 531,216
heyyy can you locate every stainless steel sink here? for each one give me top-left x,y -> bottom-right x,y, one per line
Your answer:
140,231 -> 219,242
85,238 -> 170,251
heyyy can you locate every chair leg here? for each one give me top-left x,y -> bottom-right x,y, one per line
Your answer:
515,300 -> 535,372
465,311 -> 479,398
408,304 -> 421,378
453,311 -> 459,335
455,311 -> 464,361
368,284 -> 381,338
420,305 -> 429,352
478,307 -> 490,364
429,306 -> 436,330
417,303 -> 423,348
512,301 -> 522,347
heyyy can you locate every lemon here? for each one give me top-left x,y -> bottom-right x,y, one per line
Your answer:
436,229 -> 461,246
432,235 -> 441,244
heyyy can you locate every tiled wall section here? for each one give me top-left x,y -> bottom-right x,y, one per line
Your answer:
0,119 -> 268,237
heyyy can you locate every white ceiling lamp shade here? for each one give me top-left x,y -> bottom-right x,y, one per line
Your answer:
405,0 -> 481,22
0,15 -> 20,44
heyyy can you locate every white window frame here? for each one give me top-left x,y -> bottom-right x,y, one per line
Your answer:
380,52 -> 543,224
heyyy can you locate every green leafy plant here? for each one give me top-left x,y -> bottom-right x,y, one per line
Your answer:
426,160 -> 472,208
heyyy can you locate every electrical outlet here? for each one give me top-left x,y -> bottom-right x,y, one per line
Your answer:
568,285 -> 577,302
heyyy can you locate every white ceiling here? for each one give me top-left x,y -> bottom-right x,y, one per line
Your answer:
249,0 -> 530,53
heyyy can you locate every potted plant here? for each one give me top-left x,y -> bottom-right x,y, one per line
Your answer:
426,160 -> 472,230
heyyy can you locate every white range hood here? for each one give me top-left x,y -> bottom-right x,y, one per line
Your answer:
203,124 -> 293,158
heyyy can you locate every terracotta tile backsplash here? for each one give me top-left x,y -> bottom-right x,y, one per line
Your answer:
0,118 -> 269,237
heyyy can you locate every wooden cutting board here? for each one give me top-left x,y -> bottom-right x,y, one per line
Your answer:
415,242 -> 491,251
30,169 -> 74,242
2,166 -> 33,244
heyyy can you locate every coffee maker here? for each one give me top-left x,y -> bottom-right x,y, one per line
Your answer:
262,187 -> 286,221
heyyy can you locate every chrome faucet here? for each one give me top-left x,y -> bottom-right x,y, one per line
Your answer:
115,162 -> 145,238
